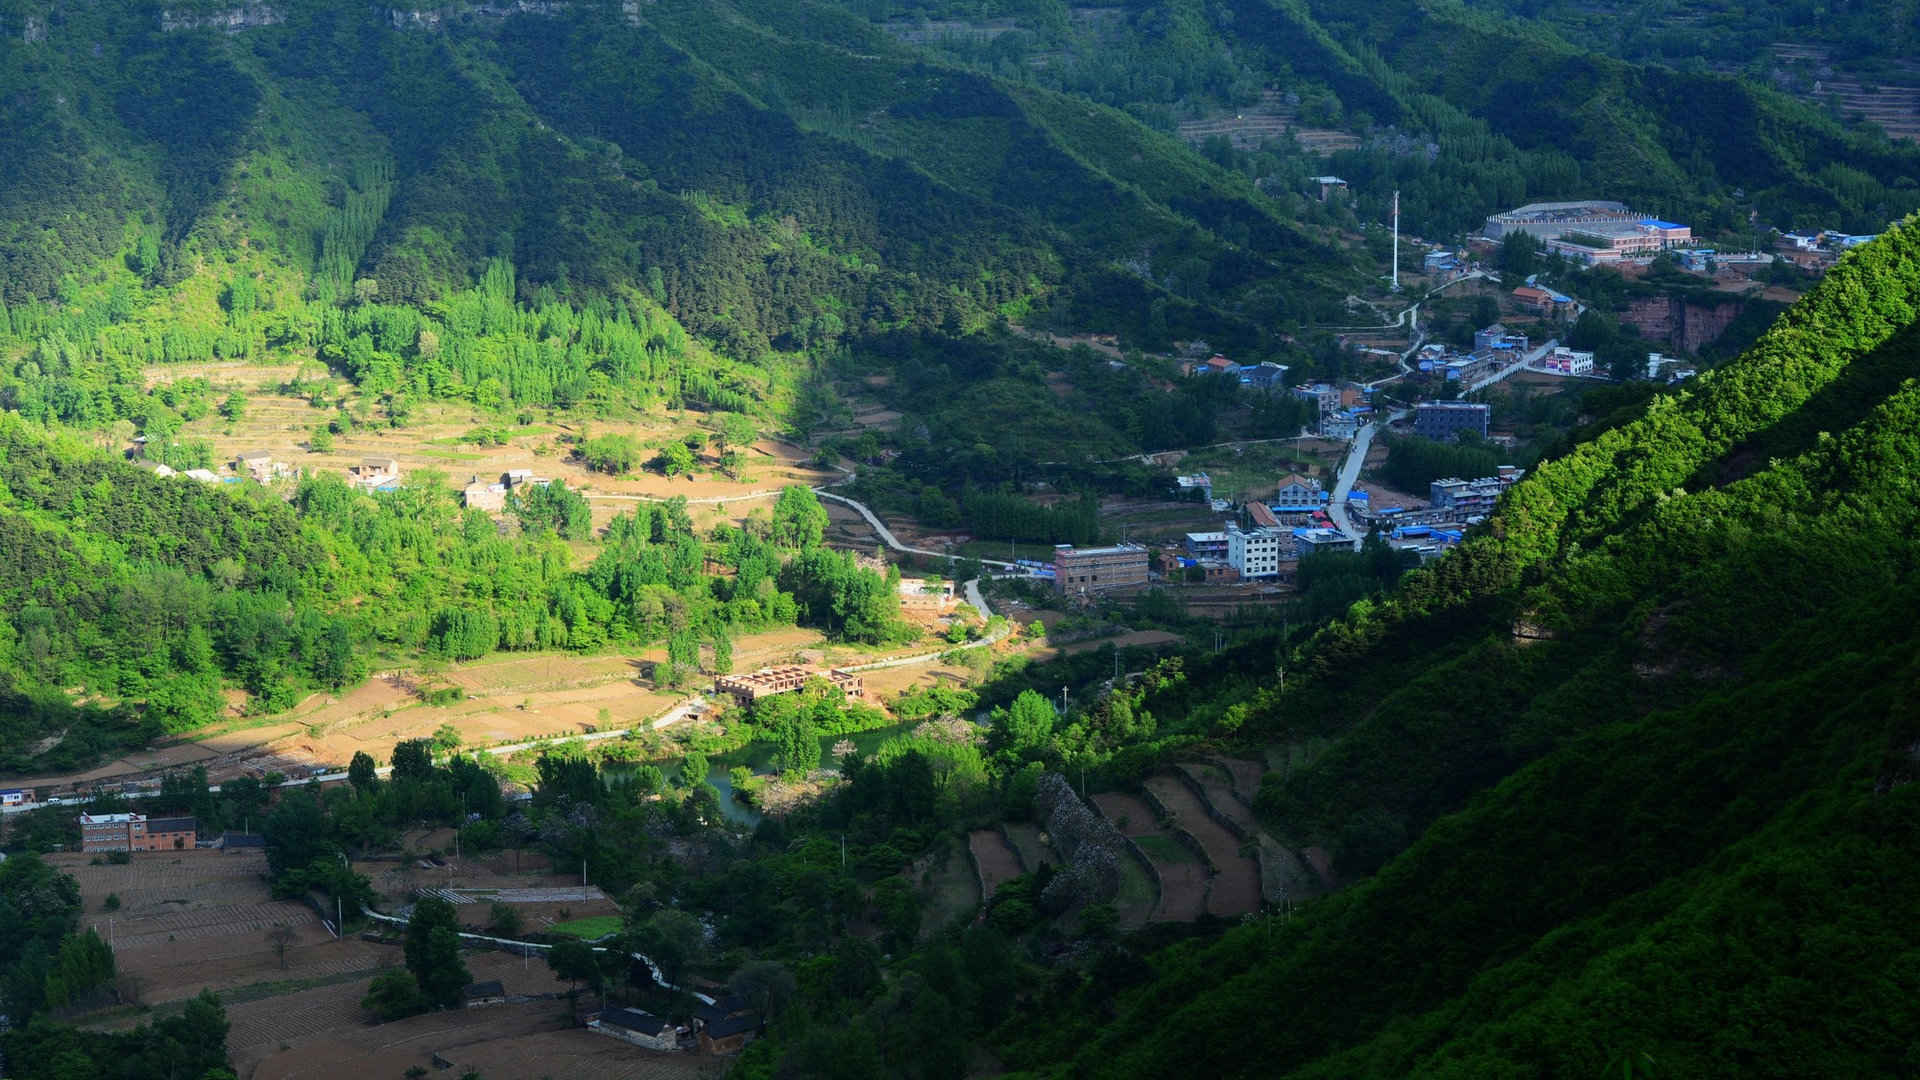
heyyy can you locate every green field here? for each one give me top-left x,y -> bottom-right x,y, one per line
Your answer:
1133,834 -> 1199,864
545,915 -> 623,940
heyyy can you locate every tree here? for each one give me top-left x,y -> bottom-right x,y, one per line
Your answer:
547,937 -> 599,996
309,426 -> 334,453
430,723 -> 463,760
771,486 -> 828,549
390,740 -> 434,784
728,960 -> 796,1021
637,909 -> 706,992
218,393 -> 246,423
581,433 -> 638,475
990,690 -> 1058,761
654,440 -> 695,477
266,924 -> 296,970
403,896 -> 470,1008
362,968 -> 426,1021
487,902 -> 520,937
348,751 -> 379,794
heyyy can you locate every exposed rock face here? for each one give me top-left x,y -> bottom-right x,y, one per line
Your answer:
1033,773 -> 1123,910
23,14 -> 47,42
1621,294 -> 1743,353
159,5 -> 284,33
386,1 -> 568,31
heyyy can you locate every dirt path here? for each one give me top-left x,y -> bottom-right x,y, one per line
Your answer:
968,829 -> 1024,900
1145,776 -> 1262,918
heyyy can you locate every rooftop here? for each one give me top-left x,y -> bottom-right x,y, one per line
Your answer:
1053,544 -> 1147,557
147,817 -> 197,833
1418,400 -> 1490,411
598,1008 -> 672,1036
705,1013 -> 759,1038
464,981 -> 505,998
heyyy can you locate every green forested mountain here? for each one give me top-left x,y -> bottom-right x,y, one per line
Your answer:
993,216 -> 1920,1078
0,0 -> 1362,355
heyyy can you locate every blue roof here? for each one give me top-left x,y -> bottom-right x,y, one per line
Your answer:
1641,219 -> 1686,230
1272,504 -> 1319,513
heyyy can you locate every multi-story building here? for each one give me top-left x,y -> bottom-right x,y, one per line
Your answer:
1184,532 -> 1229,560
1540,347 -> 1595,376
1474,324 -> 1529,354
80,812 -> 198,853
1052,543 -> 1150,596
1226,525 -> 1289,578
1291,528 -> 1359,558
1429,467 -> 1524,514
1415,401 -> 1491,442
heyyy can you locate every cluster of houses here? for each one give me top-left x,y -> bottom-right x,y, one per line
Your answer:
1182,352 -> 1292,392
126,442 -> 408,494
588,993 -> 760,1055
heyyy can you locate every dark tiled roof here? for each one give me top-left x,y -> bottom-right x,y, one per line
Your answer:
147,817 -> 197,833
695,995 -> 748,1024
704,1013 -> 759,1039
463,981 -> 505,998
221,832 -> 266,848
600,1008 -> 670,1036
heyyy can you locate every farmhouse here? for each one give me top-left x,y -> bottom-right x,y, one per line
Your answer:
715,666 -> 864,706
695,996 -> 761,1055
588,1007 -> 678,1051
349,457 -> 402,491
132,460 -> 177,478
235,450 -> 278,482
699,1013 -> 759,1055
463,476 -> 508,512
897,578 -> 958,613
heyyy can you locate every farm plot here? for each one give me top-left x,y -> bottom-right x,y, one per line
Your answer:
1145,776 -> 1261,918
918,845 -> 981,938
967,829 -> 1024,901
1177,763 -> 1258,833
1000,822 -> 1056,873
1090,792 -> 1204,922
1214,757 -> 1266,804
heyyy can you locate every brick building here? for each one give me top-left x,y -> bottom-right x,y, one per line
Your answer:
1051,543 -> 1150,596
714,666 -> 863,707
79,812 -> 198,853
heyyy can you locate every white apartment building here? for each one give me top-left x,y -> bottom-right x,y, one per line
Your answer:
1227,525 -> 1289,578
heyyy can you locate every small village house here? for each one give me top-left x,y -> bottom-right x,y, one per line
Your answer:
462,981 -> 507,1008
588,1007 -> 678,1051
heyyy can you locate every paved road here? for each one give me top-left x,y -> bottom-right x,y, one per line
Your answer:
1327,407 -> 1411,542
813,488 -> 1021,569
1462,338 -> 1558,395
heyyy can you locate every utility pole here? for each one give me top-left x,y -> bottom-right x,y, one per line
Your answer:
1059,685 -> 1068,715
1390,189 -> 1401,292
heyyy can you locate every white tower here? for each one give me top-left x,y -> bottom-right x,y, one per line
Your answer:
1391,189 -> 1401,292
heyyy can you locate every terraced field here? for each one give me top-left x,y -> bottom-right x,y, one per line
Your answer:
1144,775 -> 1261,918
1001,822 -> 1057,873
1091,791 -> 1204,922
968,829 -> 1024,900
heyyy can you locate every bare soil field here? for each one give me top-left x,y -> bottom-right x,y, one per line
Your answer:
1177,763 -> 1257,833
1051,630 -> 1182,658
24,625 -> 833,795
1145,776 -> 1261,918
49,850 -> 406,1005
1090,792 -> 1208,922
968,829 -> 1024,900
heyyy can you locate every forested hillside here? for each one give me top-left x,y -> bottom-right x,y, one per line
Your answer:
863,0 -> 1920,238
992,217 -> 1920,1077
